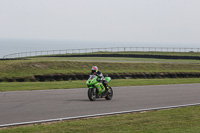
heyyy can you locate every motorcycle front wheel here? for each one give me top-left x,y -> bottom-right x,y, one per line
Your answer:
88,88 -> 97,101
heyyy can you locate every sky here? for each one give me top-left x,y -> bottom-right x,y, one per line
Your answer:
0,0 -> 200,48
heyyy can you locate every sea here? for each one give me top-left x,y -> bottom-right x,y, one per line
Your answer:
0,39 -> 128,58
0,38 -> 197,58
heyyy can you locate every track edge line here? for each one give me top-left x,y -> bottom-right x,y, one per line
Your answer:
1,103 -> 200,128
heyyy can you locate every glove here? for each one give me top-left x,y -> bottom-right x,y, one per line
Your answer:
97,76 -> 103,81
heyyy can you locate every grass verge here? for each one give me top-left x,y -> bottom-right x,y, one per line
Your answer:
0,78 -> 200,92
29,57 -> 200,63
46,51 -> 200,57
1,60 -> 200,78
1,105 -> 200,132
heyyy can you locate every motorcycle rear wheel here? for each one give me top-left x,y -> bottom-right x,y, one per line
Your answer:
88,88 -> 97,101
105,86 -> 113,100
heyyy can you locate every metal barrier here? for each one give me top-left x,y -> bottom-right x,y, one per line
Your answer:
3,47 -> 200,59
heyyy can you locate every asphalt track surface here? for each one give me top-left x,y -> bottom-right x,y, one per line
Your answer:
0,84 -> 200,126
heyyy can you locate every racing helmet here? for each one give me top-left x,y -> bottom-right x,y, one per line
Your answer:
91,66 -> 98,73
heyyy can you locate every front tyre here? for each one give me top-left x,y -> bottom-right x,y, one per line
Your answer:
105,86 -> 113,100
88,88 -> 97,101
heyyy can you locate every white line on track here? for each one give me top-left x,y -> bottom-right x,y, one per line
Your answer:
1,103 -> 200,128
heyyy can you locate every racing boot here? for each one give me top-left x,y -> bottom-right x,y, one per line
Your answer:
103,80 -> 108,90
107,86 -> 111,93
103,83 -> 111,94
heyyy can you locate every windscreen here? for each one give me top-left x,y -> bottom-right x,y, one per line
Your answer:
88,75 -> 96,80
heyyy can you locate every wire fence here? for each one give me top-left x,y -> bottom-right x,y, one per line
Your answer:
3,47 -> 200,59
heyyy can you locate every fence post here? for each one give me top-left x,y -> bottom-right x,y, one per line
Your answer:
3,47 -> 200,59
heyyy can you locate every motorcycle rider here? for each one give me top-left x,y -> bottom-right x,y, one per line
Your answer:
91,66 -> 109,90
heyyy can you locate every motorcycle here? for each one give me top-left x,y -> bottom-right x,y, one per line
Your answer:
86,75 -> 113,101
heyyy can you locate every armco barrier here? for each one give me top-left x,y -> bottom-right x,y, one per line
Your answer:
1,72 -> 200,82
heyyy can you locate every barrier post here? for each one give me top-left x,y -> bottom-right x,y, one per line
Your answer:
2,47 -> 200,59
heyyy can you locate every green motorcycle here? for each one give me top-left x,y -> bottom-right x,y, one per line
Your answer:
86,75 -> 113,101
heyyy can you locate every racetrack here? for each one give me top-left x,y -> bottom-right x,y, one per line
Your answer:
0,84 -> 200,126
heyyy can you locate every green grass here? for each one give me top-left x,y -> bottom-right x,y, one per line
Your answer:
0,78 -> 200,91
113,51 -> 200,56
47,51 -> 200,57
97,51 -> 200,56
1,105 -> 200,132
1,59 -> 200,78
29,57 -> 200,63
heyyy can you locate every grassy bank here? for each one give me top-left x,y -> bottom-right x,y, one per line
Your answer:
30,57 -> 200,63
1,59 -> 200,78
49,51 -> 200,57
0,78 -> 200,91
1,105 -> 200,132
